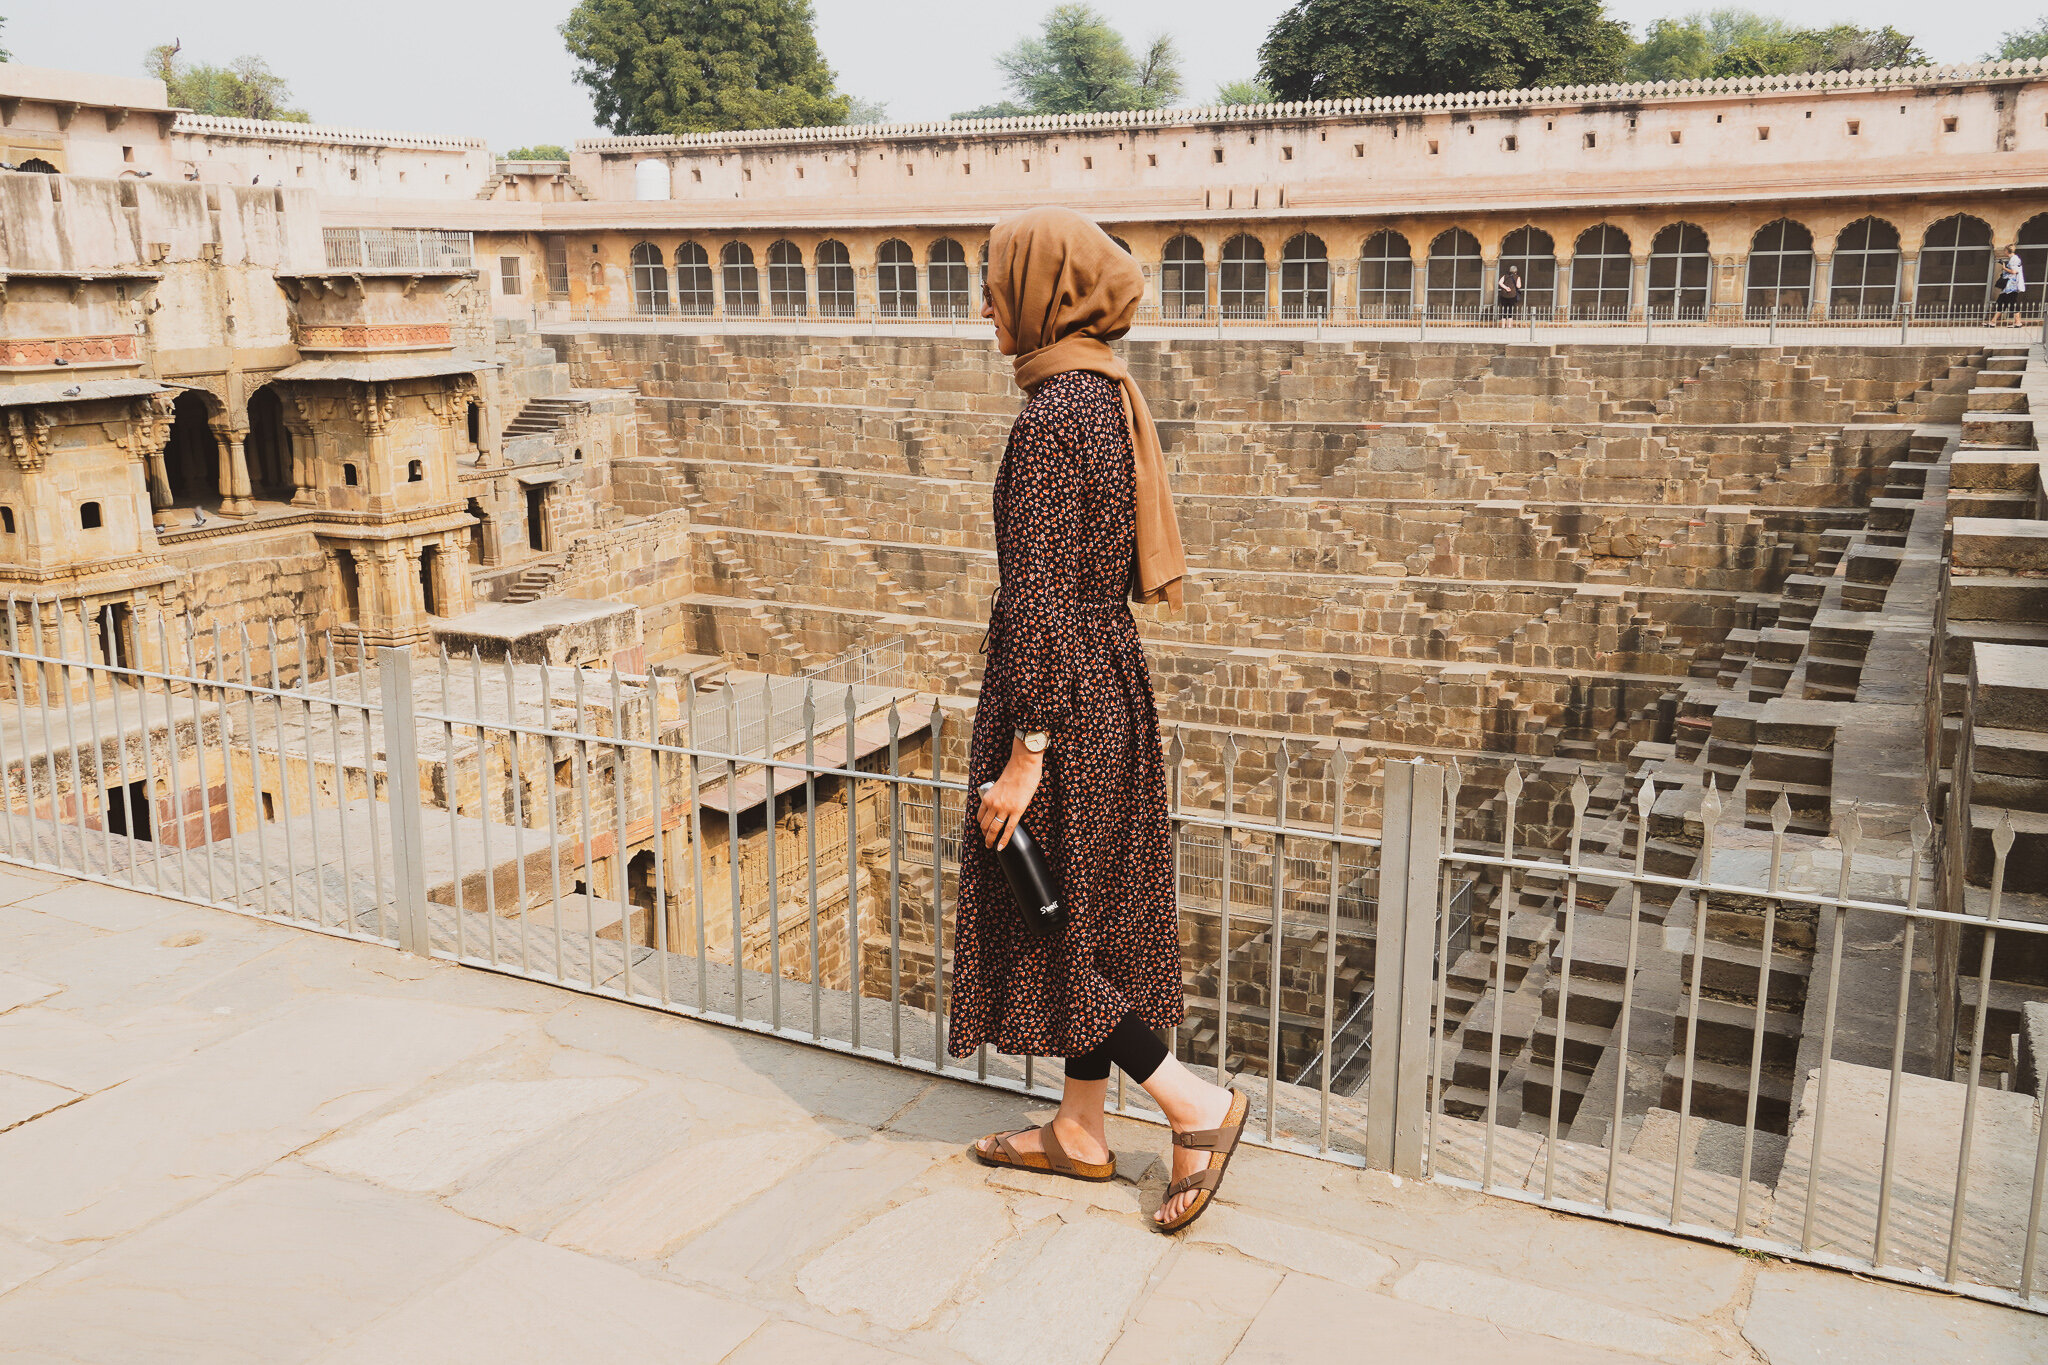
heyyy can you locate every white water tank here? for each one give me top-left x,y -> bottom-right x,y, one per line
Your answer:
633,159 -> 671,201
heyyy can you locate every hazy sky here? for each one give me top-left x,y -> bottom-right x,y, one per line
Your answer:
7,2 -> 2021,150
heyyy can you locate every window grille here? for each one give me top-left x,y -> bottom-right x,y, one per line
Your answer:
1219,234 -> 1268,320
1916,214 -> 1995,319
543,236 -> 569,297
629,242 -> 669,315
767,240 -> 807,317
1279,233 -> 1329,319
721,242 -> 761,316
1745,219 -> 1815,315
1161,236 -> 1206,318
816,240 -> 857,317
1425,229 -> 1483,311
1357,231 -> 1413,318
877,239 -> 918,318
1497,226 -> 1557,313
927,238 -> 971,319
675,242 -> 714,315
1568,224 -> 1632,319
1828,218 -> 1902,317
1646,223 -> 1711,318
499,256 -> 523,295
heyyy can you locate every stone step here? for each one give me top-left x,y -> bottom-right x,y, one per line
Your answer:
1656,1055 -> 1792,1131
1671,994 -> 1802,1069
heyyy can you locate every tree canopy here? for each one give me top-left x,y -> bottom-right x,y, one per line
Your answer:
145,44 -> 310,122
502,144 -> 571,162
955,5 -> 1182,118
560,0 -> 850,135
1988,17 -> 2048,60
1258,0 -> 1630,101
1626,12 -> 1924,80
1215,77 -> 1275,106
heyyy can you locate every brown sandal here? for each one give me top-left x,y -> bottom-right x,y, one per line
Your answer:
1155,1088 -> 1248,1234
972,1121 -> 1117,1183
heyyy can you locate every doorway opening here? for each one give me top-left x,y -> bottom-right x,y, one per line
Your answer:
105,778 -> 152,841
419,545 -> 440,617
526,485 -> 548,551
164,391 -> 220,505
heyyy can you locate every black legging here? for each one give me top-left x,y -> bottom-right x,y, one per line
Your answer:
1064,1010 -> 1169,1084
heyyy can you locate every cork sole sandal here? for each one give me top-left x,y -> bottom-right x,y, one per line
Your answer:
972,1122 -> 1117,1183
1154,1088 -> 1248,1235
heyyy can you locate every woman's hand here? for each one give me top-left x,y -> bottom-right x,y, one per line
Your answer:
978,736 -> 1045,850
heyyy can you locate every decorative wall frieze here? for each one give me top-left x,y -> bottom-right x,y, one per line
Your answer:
0,334 -> 140,368
4,408 -> 52,472
299,323 -> 451,351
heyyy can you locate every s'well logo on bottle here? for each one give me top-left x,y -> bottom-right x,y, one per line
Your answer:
978,782 -> 1068,937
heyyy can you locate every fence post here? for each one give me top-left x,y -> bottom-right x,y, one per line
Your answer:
377,647 -> 432,954
1365,758 -> 1446,1176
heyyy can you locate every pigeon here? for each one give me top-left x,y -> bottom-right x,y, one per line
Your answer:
61,386 -> 80,397
192,507 -> 207,528
53,356 -> 67,366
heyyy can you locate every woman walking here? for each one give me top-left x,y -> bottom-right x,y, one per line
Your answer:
951,207 -> 1246,1233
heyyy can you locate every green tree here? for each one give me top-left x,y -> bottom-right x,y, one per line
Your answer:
1989,17 -> 2048,59
146,44 -> 311,121
990,5 -> 1184,114
1,17 -> 10,64
843,96 -> 888,124
1626,11 -> 1924,81
1216,76 -> 1276,105
1258,0 -> 1629,101
953,100 -> 1030,119
502,144 -> 571,161
560,0 -> 850,135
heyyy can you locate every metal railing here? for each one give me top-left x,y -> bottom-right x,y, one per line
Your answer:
322,227 -> 475,271
532,295 -> 2048,344
1369,760 -> 2048,1316
2,597 -> 2041,1313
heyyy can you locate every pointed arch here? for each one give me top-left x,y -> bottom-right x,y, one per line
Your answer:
1357,230 -> 1413,318
767,240 -> 806,317
1745,219 -> 1814,315
1220,234 -> 1268,319
877,239 -> 917,317
1647,223 -> 1711,318
675,241 -> 714,314
1280,233 -> 1329,320
1917,214 -> 1995,317
629,242 -> 668,315
1426,229 -> 1483,311
928,238 -> 971,318
1497,226 -> 1556,315
720,242 -> 760,316
1161,235 -> 1206,318
1828,217 -> 1901,317
1568,224 -> 1632,319
816,239 -> 856,317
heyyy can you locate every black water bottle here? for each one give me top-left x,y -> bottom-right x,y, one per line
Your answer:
979,782 -> 1067,938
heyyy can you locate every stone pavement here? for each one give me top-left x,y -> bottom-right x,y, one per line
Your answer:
0,865 -> 2040,1364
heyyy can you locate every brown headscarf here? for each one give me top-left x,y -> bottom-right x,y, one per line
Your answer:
986,207 -> 1186,610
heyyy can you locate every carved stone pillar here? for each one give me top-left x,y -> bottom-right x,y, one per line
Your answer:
209,419 -> 256,518
281,391 -> 320,507
124,393 -> 176,513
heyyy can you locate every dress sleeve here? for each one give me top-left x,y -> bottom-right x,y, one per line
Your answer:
997,406 -> 1082,733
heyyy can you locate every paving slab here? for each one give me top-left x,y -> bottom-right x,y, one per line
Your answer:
306,1076 -> 643,1193
949,1215 -> 1169,1365
668,1131 -> 950,1295
1101,1247 -> 1282,1365
0,1072 -> 77,1131
1186,1204 -> 1398,1287
545,1124 -> 835,1260
0,1003 -> 241,1093
0,1234 -> 54,1296
1741,1261 -> 2048,1363
12,879 -> 202,933
1390,1259 -> 1704,1359
318,1235 -> 766,1364
0,1165 -> 500,1364
444,1083 -> 702,1235
1228,1271 -> 1660,1364
0,993 -> 523,1243
721,1319 -> 920,1363
0,971 -> 59,1014
798,1185 -> 1015,1329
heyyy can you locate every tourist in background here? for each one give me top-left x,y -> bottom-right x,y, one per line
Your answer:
1497,265 -> 1524,322
1990,246 -> 2027,327
957,207 -> 1247,1234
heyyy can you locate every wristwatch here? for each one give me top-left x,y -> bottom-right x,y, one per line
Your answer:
1014,728 -> 1050,754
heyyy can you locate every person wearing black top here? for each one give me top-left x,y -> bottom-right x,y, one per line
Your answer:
1497,265 -> 1523,320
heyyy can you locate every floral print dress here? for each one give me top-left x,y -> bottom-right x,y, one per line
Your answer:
947,370 -> 1182,1060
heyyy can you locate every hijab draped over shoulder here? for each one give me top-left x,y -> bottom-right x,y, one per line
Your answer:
985,207 -> 1186,610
